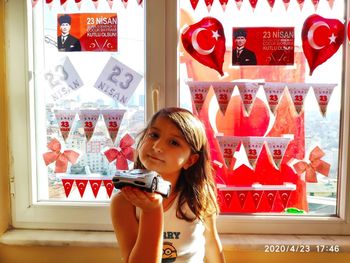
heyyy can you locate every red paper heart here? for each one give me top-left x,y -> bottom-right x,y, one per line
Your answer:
302,14 -> 344,75
181,17 -> 226,76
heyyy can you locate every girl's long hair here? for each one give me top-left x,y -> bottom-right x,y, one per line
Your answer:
134,107 -> 219,222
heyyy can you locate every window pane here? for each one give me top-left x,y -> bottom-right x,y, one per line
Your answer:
32,1 -> 145,203
179,0 -> 344,215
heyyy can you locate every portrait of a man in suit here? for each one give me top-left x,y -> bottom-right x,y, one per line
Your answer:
57,14 -> 81,52
232,28 -> 257,66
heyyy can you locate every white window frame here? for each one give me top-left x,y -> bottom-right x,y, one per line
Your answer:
6,0 -> 350,234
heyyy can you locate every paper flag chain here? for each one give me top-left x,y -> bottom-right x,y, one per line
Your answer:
62,178 -> 114,198
43,138 -> 80,173
293,146 -> 330,183
187,81 -> 337,117
217,183 -> 296,210
32,0 -> 143,9
104,134 -> 135,170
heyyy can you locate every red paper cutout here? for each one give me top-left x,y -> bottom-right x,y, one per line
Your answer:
75,179 -> 88,197
103,179 -> 114,197
89,179 -> 102,197
61,179 -> 74,197
235,0 -> 243,10
267,0 -> 275,9
282,0 -> 290,10
302,14 -> 344,75
237,191 -> 248,209
251,191 -> 263,209
181,17 -> 226,76
279,190 -> 292,208
293,146 -> 330,183
296,0 -> 305,10
204,0 -> 214,12
43,139 -> 80,173
218,0 -> 229,11
248,0 -> 258,10
104,134 -> 135,170
221,190 -> 234,208
264,190 -> 277,209
189,0 -> 200,10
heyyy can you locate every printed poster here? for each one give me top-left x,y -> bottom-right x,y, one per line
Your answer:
232,27 -> 294,66
57,13 -> 117,52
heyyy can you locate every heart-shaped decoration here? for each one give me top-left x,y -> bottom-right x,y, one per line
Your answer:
181,17 -> 226,76
302,14 -> 344,75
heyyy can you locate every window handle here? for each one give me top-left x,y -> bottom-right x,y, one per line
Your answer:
152,83 -> 160,114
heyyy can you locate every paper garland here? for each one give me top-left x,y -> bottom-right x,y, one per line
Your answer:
216,135 -> 291,170
185,0 -> 336,11
187,81 -> 336,117
54,109 -> 126,143
33,0 -> 143,9
61,178 -> 114,198
217,183 -> 296,209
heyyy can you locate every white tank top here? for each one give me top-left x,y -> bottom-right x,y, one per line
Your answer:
136,196 -> 206,263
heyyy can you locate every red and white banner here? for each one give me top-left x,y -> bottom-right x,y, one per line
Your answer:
188,82 -> 211,115
79,109 -> 100,142
55,110 -> 77,142
101,109 -> 126,143
61,178 -> 114,198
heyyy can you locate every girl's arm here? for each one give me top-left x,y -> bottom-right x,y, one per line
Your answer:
110,187 -> 164,263
204,213 -> 226,263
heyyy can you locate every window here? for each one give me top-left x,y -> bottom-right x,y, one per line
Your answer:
7,0 -> 350,234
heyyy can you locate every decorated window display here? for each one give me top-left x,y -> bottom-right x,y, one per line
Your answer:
179,0 -> 344,214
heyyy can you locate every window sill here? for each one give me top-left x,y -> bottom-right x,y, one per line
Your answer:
1,229 -> 350,252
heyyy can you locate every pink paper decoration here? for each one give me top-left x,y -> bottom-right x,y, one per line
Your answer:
104,134 -> 135,170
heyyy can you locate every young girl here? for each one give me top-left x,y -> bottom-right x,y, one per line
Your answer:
110,107 -> 225,263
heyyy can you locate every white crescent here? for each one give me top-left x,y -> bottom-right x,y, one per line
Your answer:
78,182 -> 85,189
191,28 -> 215,55
64,182 -> 71,188
307,21 -> 330,50
92,183 -> 99,189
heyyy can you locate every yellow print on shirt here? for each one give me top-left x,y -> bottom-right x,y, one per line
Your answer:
162,242 -> 177,263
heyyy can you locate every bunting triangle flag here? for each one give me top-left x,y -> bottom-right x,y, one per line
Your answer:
221,190 -> 235,208
79,110 -> 100,142
75,0 -> 83,10
32,0 -> 39,8
279,190 -> 292,208
188,82 -> 211,115
263,82 -> 286,115
282,0 -> 290,10
241,136 -> 265,170
216,135 -> 240,170
136,0 -> 143,6
46,0 -> 54,9
189,0 -> 200,10
55,110 -> 77,142
89,179 -> 102,198
107,0 -> 114,9
312,83 -> 336,117
237,191 -> 249,209
267,0 -> 275,10
235,0 -> 243,10
286,83 -> 310,115
92,0 -> 99,9
103,179 -> 115,197
101,109 -> 126,144
218,0 -> 229,11
265,137 -> 291,170
236,82 -> 259,116
327,0 -> 335,9
296,0 -> 305,10
248,0 -> 258,10
122,0 -> 128,8
61,179 -> 75,197
75,179 -> 89,197
251,191 -> 263,209
60,0 -> 69,10
204,0 -> 214,12
311,0 -> 319,11
213,84 -> 235,115
265,190 -> 277,210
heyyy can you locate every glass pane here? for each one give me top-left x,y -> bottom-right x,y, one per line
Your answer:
31,0 -> 146,203
179,0 -> 344,215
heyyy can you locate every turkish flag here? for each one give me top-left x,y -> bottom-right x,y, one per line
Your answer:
302,14 -> 344,75
181,17 -> 226,76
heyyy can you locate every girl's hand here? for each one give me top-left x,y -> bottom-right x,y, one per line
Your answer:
121,186 -> 163,213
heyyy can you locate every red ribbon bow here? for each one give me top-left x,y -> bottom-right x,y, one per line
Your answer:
43,139 -> 80,173
104,134 -> 135,170
293,146 -> 330,183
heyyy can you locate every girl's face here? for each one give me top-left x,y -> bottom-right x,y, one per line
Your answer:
138,116 -> 198,180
